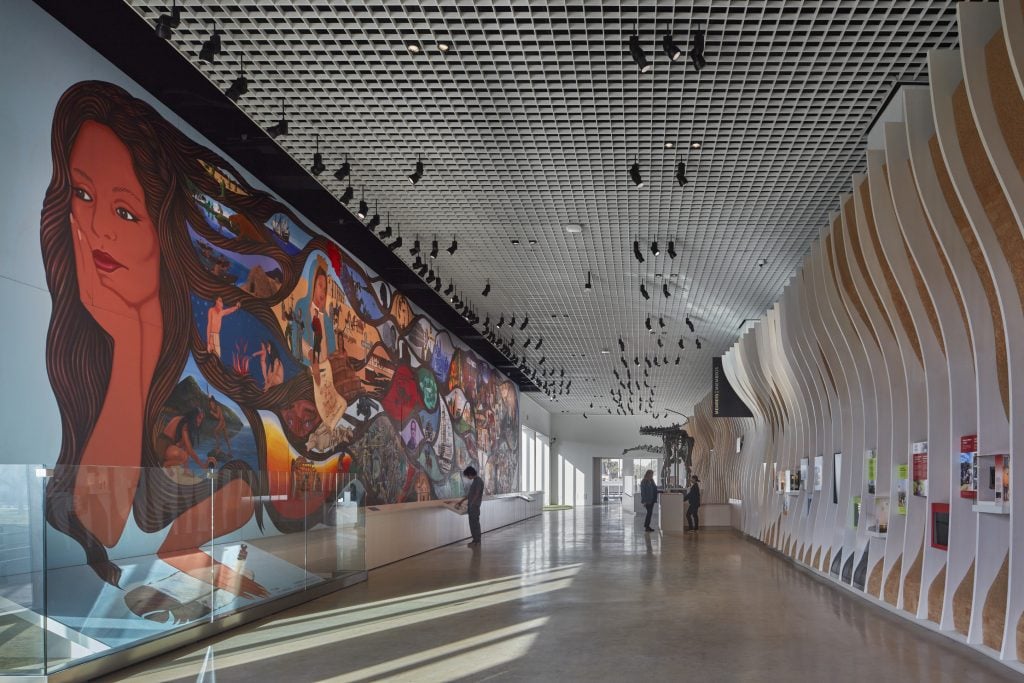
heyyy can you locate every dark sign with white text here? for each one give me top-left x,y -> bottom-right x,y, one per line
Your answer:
712,357 -> 753,417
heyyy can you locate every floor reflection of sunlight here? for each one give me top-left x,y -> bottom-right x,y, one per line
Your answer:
323,617 -> 547,683
137,564 -> 581,679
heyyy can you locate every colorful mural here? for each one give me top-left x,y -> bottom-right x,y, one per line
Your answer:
40,81 -> 519,612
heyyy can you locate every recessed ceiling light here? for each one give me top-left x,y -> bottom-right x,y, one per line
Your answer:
528,239 -> 538,245
664,141 -> 675,149
691,141 -> 702,149
565,224 -> 583,234
510,238 -> 520,245
601,349 -> 610,354
437,42 -> 451,52
654,273 -> 663,278
407,42 -> 421,54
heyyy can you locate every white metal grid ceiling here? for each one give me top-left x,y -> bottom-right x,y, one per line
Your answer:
126,0 -> 962,417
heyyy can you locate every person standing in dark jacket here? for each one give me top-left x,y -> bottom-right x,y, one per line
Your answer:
685,475 -> 702,532
458,466 -> 485,546
640,470 -> 658,532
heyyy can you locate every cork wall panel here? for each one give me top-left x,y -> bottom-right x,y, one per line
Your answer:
861,176 -> 927,362
952,558 -> 975,636
928,563 -> 947,624
929,135 -> 1009,417
983,553 -> 1009,651
907,159 -> 973,358
834,210 -> 880,348
884,554 -> 903,606
954,82 -> 1024,331
987,31 -> 1024,178
814,546 -> 822,571
846,192 -> 896,340
818,343 -> 838,395
868,557 -> 884,596
824,548 -> 832,576
903,541 -> 924,615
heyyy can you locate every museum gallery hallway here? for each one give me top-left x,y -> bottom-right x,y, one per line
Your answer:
102,508 -> 1020,683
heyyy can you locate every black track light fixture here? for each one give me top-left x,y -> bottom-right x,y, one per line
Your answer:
446,235 -> 458,255
645,316 -> 652,332
444,280 -> 454,296
225,54 -> 249,102
334,155 -> 351,183
651,240 -> 660,256
585,271 -> 593,291
628,33 -> 652,73
310,135 -> 326,176
523,337 -> 531,349
520,316 -> 529,331
695,338 -> 702,350
413,255 -> 423,270
640,283 -> 650,300
658,317 -> 666,328
266,100 -> 289,139
685,316 -> 695,333
676,161 -> 689,187
367,202 -> 381,230
662,33 -> 683,61
408,154 -> 424,185
675,356 -> 680,365
618,337 -> 625,352
379,212 -> 393,239
629,160 -> 644,188
645,357 -> 653,369
690,26 -> 707,71
430,238 -> 439,259
538,356 -> 546,366
357,188 -> 369,219
667,240 -> 677,259
663,283 -> 671,298
410,238 -> 421,257
509,313 -> 517,328
535,337 -> 543,350
433,277 -> 441,292
634,356 -> 640,367
633,240 -> 645,263
426,270 -> 436,284
678,338 -> 685,349
388,226 -> 404,251
340,183 -> 354,205
496,314 -> 504,329
482,280 -> 491,297
483,314 -> 491,329
199,24 -> 222,63
155,1 -> 181,39
657,338 -> 664,348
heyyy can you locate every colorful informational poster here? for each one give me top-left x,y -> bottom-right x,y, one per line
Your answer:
896,464 -> 909,514
912,441 -> 928,497
866,450 -> 877,495
996,455 -> 1011,503
852,496 -> 862,528
959,435 -> 977,499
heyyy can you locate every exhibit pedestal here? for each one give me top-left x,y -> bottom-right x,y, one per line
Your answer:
660,493 -> 687,532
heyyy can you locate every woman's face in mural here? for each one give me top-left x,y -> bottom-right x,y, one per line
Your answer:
281,399 -> 321,439
418,371 -> 438,410
69,121 -> 160,312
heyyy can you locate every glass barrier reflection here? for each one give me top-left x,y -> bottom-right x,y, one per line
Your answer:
0,463 -> 365,676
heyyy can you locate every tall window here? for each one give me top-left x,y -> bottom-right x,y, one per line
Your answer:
633,458 -> 659,485
521,425 -> 548,494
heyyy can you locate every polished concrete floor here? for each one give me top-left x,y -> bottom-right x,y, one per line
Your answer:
102,506 -> 1023,682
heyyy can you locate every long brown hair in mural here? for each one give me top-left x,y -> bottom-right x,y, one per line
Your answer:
41,81 -> 519,598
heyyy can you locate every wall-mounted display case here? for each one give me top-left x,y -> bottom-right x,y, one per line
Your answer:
912,441 -> 928,497
972,454 -> 1011,514
931,502 -> 950,550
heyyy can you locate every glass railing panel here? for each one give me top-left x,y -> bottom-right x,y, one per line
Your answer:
0,464 -> 46,676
